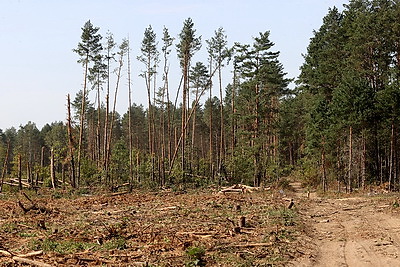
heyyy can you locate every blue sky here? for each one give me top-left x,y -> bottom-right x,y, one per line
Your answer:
0,0 -> 348,130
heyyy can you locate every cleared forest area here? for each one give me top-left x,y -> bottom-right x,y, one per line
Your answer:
0,186 -> 308,266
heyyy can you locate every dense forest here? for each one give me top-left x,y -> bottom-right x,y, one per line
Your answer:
1,0 -> 399,193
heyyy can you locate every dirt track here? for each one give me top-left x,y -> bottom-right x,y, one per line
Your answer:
291,183 -> 400,267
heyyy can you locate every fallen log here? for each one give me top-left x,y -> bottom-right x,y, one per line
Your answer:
219,188 -> 244,193
219,184 -> 260,194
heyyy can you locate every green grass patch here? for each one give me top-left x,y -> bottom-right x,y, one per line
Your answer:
28,238 -> 97,254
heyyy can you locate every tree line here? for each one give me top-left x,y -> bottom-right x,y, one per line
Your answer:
1,0 -> 399,193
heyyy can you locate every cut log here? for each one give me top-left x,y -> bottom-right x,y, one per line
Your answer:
219,184 -> 260,193
219,188 -> 244,193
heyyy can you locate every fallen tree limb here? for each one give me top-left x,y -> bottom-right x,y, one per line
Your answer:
12,256 -> 52,267
110,191 -> 129,197
216,242 -> 273,250
219,188 -> 244,193
0,250 -> 12,257
17,250 -> 43,258
156,206 -> 178,211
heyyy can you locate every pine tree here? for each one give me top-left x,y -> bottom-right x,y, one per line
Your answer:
138,25 -> 159,182
234,31 -> 289,186
176,18 -> 201,181
73,20 -> 103,186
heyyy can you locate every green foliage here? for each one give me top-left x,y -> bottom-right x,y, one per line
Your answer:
102,237 -> 127,250
28,238 -> 96,254
186,246 -> 206,267
267,207 -> 297,227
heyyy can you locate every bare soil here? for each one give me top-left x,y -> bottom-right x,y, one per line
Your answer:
290,182 -> 400,267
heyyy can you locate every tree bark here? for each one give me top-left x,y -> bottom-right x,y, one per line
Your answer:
67,94 -> 76,188
50,148 -> 56,189
0,141 -> 10,193
348,126 -> 353,193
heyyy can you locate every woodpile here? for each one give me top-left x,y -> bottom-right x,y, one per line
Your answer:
218,184 -> 260,194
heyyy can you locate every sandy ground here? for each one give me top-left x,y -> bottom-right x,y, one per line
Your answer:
290,182 -> 400,267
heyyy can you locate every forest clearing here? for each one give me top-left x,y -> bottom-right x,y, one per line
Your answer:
3,1 -> 400,265
0,183 -> 399,266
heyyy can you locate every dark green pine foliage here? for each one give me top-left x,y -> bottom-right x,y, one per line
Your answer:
233,31 -> 290,186
298,0 -> 400,190
73,20 -> 103,186
176,18 -> 202,181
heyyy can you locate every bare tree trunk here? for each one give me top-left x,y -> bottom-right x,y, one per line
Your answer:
144,71 -> 154,182
67,94 -> 76,188
389,121 -> 394,191
96,74 -> 102,171
321,144 -> 327,192
253,84 -> 260,187
182,60 -> 188,183
127,41 -> 134,189
209,59 -> 214,181
218,63 -> 225,178
348,126 -> 353,193
0,141 -> 10,193
50,148 -> 56,189
107,50 -> 124,187
40,146 -> 45,185
77,55 -> 89,186
191,88 -> 199,166
103,94 -> 109,183
18,154 -> 22,191
26,162 -> 32,187
361,131 -> 366,190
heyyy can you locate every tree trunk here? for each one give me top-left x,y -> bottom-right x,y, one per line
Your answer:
321,144 -> 327,192
389,121 -> 394,191
67,94 -> 76,188
0,141 -> 10,193
77,54 -> 89,186
181,59 -> 188,183
127,42 -> 134,188
50,148 -> 56,189
218,62 -> 225,179
348,126 -> 353,193
209,59 -> 214,182
107,50 -> 124,187
96,73 -> 102,171
18,154 -> 22,191
361,131 -> 366,190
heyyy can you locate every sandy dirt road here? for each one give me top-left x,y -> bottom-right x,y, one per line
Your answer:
290,183 -> 400,267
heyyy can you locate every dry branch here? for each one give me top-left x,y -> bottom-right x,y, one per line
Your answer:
17,250 -> 43,258
12,256 -> 52,267
0,250 -> 12,257
110,191 -> 129,197
216,242 -> 273,250
156,206 -> 178,211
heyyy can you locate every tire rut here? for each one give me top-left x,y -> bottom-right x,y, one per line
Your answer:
289,183 -> 400,267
